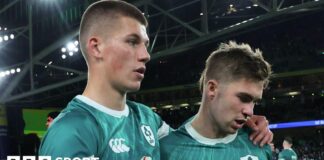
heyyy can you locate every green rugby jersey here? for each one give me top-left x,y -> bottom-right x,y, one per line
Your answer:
39,95 -> 170,160
160,121 -> 272,160
278,148 -> 297,160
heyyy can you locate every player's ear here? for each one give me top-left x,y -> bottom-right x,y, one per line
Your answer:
206,79 -> 218,99
87,36 -> 103,59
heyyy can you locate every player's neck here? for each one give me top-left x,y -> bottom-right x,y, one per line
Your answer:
283,146 -> 291,150
192,112 -> 227,139
83,78 -> 127,111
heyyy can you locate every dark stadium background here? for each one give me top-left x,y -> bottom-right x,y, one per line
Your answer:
0,0 -> 323,159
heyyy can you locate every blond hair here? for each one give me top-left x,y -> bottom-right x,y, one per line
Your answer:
199,41 -> 272,92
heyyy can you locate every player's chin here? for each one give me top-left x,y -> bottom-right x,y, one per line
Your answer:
229,124 -> 242,133
227,128 -> 238,134
127,82 -> 142,92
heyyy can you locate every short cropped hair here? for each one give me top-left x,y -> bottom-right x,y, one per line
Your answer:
284,136 -> 293,145
47,111 -> 60,119
199,41 -> 272,92
79,0 -> 147,62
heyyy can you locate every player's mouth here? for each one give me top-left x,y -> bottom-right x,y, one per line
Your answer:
134,67 -> 146,79
233,119 -> 247,129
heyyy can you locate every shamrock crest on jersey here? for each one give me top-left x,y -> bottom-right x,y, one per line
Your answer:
141,125 -> 155,146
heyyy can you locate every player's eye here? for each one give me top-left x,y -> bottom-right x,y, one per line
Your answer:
127,38 -> 139,47
238,94 -> 253,103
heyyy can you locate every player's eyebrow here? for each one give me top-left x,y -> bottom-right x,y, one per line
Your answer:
236,92 -> 261,103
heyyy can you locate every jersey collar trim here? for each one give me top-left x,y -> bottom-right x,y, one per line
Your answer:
185,121 -> 237,145
76,95 -> 129,118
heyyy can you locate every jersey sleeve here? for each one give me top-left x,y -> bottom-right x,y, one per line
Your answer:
39,110 -> 99,159
264,144 -> 273,160
278,151 -> 285,160
152,112 -> 173,139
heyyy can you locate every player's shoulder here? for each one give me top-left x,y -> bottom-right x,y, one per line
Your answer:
237,127 -> 272,149
238,126 -> 252,136
50,99 -> 99,131
127,100 -> 157,116
160,124 -> 188,143
127,100 -> 150,110
160,124 -> 194,160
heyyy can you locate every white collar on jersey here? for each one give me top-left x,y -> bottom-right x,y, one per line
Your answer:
76,95 -> 129,118
185,121 -> 237,145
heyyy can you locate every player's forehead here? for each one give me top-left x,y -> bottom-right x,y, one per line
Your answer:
225,78 -> 264,97
114,17 -> 149,42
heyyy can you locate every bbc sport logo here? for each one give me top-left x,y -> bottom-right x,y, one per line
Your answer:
7,156 -> 99,160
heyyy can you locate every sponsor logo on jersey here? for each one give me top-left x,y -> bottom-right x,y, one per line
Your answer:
240,155 -> 259,160
141,125 -> 155,146
109,138 -> 130,153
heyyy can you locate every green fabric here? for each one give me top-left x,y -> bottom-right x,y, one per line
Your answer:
40,96 -> 165,160
160,122 -> 272,160
278,148 -> 298,160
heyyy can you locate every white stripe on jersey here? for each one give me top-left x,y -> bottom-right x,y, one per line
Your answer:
158,121 -> 171,139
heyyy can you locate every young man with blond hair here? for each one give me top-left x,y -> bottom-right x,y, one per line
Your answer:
161,41 -> 273,160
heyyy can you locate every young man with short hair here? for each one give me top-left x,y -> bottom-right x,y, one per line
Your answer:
278,137 -> 298,160
160,41 -> 273,160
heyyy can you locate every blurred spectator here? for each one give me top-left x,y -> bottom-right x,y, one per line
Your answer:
46,111 -> 60,129
278,137 -> 298,160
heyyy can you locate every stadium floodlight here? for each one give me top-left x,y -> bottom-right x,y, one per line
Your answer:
151,106 -> 157,110
67,42 -> 75,51
10,34 -> 14,39
179,103 -> 189,107
162,105 -> 173,109
4,35 -> 9,41
287,91 -> 300,96
61,40 -> 79,58
0,72 -> 4,77
0,32 -> 15,42
0,67 -> 22,78
10,69 -> 15,74
61,47 -> 67,53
